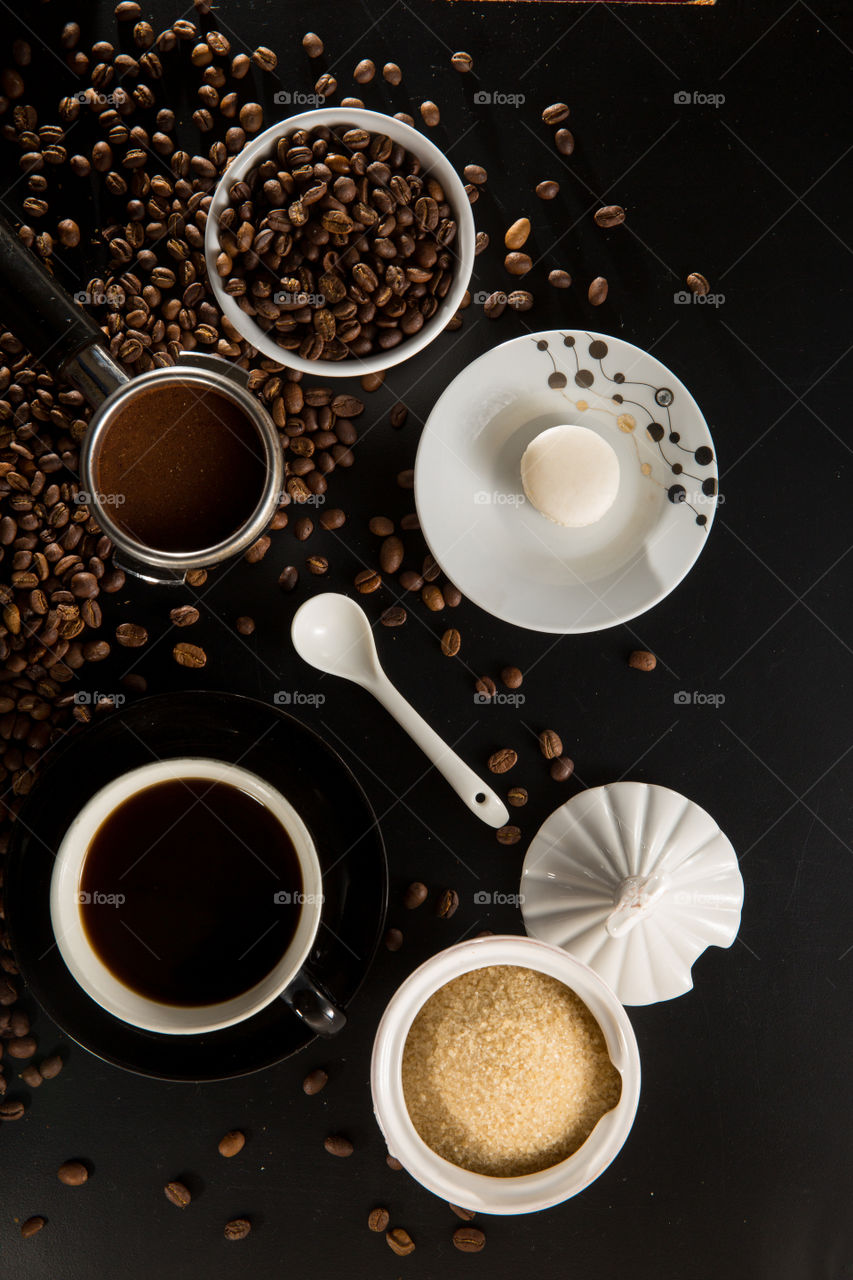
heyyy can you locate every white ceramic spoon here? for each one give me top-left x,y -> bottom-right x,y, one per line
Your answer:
291,593 -> 509,828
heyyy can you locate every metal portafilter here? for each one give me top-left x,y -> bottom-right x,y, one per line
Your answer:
0,217 -> 283,585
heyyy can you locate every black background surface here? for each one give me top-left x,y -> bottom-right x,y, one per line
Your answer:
0,1 -> 851,1277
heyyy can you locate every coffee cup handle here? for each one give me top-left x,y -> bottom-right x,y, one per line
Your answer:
280,966 -> 347,1037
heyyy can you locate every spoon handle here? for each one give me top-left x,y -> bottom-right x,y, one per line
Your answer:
368,676 -> 509,828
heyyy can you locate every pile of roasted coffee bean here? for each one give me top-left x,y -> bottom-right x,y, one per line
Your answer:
218,124 -> 459,361
0,335 -> 117,1110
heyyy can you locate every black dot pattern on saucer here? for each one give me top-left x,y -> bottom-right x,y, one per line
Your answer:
528,332 -> 718,529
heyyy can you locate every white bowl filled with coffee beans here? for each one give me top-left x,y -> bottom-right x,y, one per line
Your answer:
371,934 -> 641,1214
204,108 -> 475,375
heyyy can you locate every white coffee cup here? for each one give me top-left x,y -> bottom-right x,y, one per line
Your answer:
50,757 -> 344,1036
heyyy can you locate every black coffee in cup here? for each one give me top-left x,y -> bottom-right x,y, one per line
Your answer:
79,778 -> 303,1007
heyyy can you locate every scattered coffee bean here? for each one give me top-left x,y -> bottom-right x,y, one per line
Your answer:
57,1161 -> 88,1186
115,622 -> 147,648
550,756 -> 574,782
403,881 -> 428,909
40,1055 -> 63,1080
0,1099 -> 25,1119
369,1207 -> 390,1232
505,217 -> 531,250
399,570 -> 423,592
303,1068 -> 328,1095
687,272 -> 710,296
536,180 -> 560,200
164,1181 -> 191,1207
449,1204 -> 476,1220
21,1064 -> 43,1087
324,1134 -> 354,1158
549,268 -> 572,288
476,676 -> 497,700
8,1036 -> 36,1059
384,927 -> 403,952
507,290 -> 534,311
397,469 -> 415,490
441,628 -> 461,657
21,1216 -> 45,1238
594,205 -> 626,228
628,649 -> 657,671
386,1154 -> 403,1171
387,1227 -> 415,1256
539,729 -> 563,759
314,72 -> 337,98
422,584 -> 445,612
496,825 -> 521,846
451,50 -> 474,72
218,1130 -> 245,1158
369,516 -> 395,537
505,251 -> 533,276
224,1218 -> 251,1241
170,605 -> 199,627
501,666 -> 523,689
436,888 -> 459,919
355,568 -> 382,594
379,536 -> 404,574
464,164 -> 488,185
319,508 -> 346,531
252,46 -> 277,72
302,32 -> 324,57
245,535 -> 271,564
306,556 -> 329,576
422,554 -> 440,581
488,748 -> 517,774
588,276 -> 608,306
484,290 -> 507,319
353,59 -> 375,84
475,230 -> 490,255
186,570 -> 208,588
381,606 -> 407,627
542,102 -> 569,125
420,100 -> 440,126
555,127 -> 575,155
239,102 -> 264,132
443,583 -> 462,607
173,642 -> 207,669
279,566 -> 299,591
383,62 -> 402,85
507,786 -> 528,807
453,1225 -> 486,1253
294,516 -> 314,542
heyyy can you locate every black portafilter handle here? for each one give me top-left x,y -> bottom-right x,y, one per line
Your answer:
0,216 -> 128,407
0,215 -> 103,372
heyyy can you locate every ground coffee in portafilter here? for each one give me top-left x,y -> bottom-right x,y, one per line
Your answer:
94,383 -> 267,553
79,778 -> 303,1006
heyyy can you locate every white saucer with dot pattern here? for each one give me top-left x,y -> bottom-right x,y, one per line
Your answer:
415,330 -> 718,633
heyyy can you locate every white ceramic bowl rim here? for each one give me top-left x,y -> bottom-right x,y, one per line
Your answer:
49,758 -> 323,1035
370,934 -> 641,1215
204,107 -> 476,376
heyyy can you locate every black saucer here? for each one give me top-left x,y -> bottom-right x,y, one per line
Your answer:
5,692 -> 387,1082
